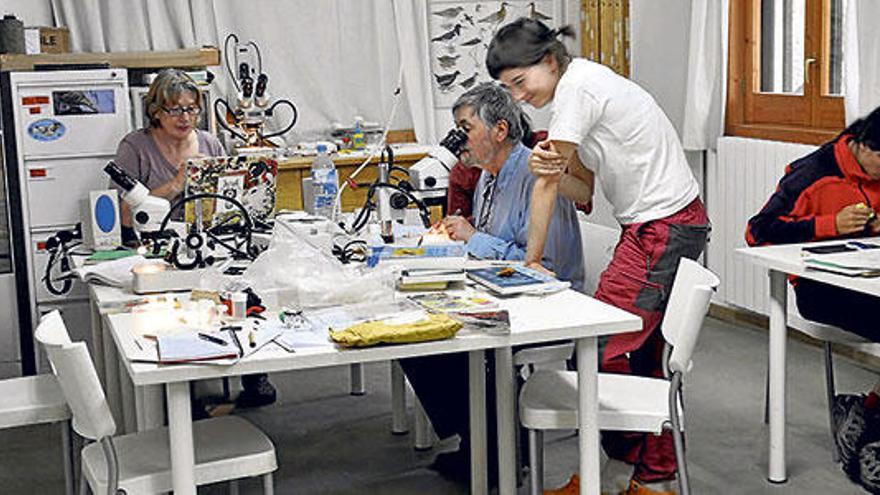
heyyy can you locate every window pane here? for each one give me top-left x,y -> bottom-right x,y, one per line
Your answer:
759,0 -> 806,95
827,0 -> 845,95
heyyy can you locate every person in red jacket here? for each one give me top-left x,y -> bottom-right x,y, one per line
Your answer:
746,105 -> 880,490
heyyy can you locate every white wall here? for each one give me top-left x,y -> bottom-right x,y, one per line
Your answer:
584,1 -> 700,231
630,0 -> 691,136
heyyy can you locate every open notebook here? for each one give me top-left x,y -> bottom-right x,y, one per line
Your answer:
157,330 -> 239,364
73,255 -> 151,287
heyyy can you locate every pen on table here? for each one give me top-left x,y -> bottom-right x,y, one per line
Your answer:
225,327 -> 244,357
198,332 -> 228,346
248,330 -> 257,348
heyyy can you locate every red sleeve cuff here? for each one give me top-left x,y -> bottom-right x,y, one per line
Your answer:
815,214 -> 838,238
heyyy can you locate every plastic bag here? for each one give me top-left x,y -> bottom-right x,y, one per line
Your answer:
240,222 -> 395,310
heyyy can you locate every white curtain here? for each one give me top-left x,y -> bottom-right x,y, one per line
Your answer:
843,0 -> 880,123
50,0 -> 414,140
392,0 -> 436,143
681,0 -> 728,151
51,0 -> 217,52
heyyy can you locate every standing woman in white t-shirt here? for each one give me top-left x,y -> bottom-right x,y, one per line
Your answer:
487,18 -> 709,495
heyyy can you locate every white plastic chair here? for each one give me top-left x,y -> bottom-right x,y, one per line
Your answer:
0,373 -> 74,495
396,220 -> 623,449
762,287 -> 880,462
34,310 -> 278,495
519,258 -> 719,495
580,219 -> 620,296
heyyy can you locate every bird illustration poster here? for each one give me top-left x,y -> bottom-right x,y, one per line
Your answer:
428,0 -> 560,108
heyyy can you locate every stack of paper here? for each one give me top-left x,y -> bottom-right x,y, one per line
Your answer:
803,249 -> 880,277
157,331 -> 239,364
74,255 -> 151,287
407,291 -> 499,313
366,243 -> 467,270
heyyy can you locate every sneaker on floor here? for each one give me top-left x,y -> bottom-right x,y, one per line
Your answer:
544,474 -> 580,495
622,479 -> 676,495
860,440 -> 880,493
542,473 -> 614,495
236,374 -> 277,409
833,394 -> 869,477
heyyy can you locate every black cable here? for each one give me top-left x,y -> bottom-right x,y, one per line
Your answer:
261,99 -> 298,140
350,199 -> 375,234
205,230 -> 252,260
43,241 -> 80,296
214,98 -> 248,142
367,181 -> 432,228
159,192 -> 256,261
224,33 -> 240,92
247,40 -> 262,77
332,238 -> 367,264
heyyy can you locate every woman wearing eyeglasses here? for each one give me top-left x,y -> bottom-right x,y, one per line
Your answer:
110,68 -> 223,230
109,68 -> 277,410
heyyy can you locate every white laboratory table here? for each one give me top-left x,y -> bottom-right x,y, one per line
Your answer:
101,288 -> 640,495
737,239 -> 880,483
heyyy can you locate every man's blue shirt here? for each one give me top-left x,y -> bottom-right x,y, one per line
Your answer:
466,142 -> 585,292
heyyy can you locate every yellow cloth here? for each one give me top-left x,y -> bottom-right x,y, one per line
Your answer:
329,312 -> 462,348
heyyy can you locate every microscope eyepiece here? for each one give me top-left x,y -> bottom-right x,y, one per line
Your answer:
103,161 -> 137,192
439,128 -> 468,157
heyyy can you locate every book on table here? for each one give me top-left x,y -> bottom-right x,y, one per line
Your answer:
802,248 -> 880,277
73,255 -> 152,287
366,243 -> 467,270
407,291 -> 499,313
466,264 -> 570,295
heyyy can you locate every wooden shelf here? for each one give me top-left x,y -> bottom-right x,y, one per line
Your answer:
0,47 -> 220,72
276,147 -> 429,212
279,149 -> 428,171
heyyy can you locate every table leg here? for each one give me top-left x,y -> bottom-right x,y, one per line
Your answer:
118,357 -> 136,434
577,337 -> 601,495
167,381 -> 196,495
495,346 -> 516,494
414,395 -> 434,450
101,315 -> 122,427
136,384 -> 165,431
350,363 -> 365,395
469,350 -> 488,494
88,291 -> 105,385
391,360 -> 408,434
768,270 -> 788,483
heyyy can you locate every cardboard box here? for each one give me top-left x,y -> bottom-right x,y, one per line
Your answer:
25,26 -> 70,54
39,26 -> 69,53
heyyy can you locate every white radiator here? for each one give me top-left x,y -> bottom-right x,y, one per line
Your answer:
706,137 -> 816,314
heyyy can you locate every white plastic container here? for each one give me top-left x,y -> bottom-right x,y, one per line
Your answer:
231,292 -> 247,320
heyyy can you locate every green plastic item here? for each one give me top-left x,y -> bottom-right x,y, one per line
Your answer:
86,249 -> 136,262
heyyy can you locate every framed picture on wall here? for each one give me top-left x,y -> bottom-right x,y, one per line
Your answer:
427,0 -> 564,109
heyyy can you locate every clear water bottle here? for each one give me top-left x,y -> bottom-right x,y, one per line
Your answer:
311,144 -> 338,219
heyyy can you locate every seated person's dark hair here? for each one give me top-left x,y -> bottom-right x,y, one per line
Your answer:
843,106 -> 880,151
